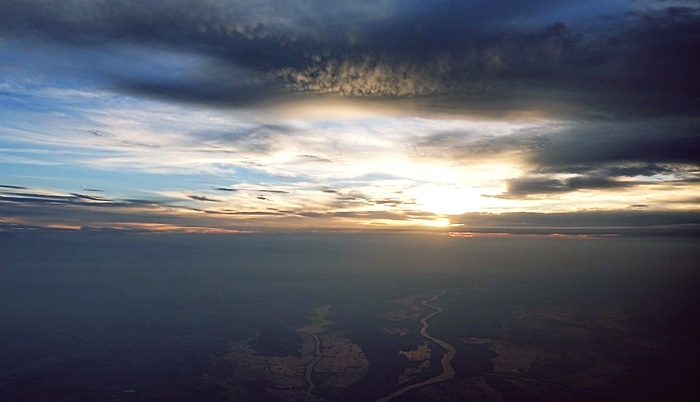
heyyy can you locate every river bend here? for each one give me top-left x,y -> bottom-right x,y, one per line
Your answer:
375,290 -> 456,402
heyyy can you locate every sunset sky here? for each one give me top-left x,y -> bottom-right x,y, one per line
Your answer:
1,0 -> 699,234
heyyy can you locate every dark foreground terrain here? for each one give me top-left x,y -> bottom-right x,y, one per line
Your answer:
1,231 -> 698,401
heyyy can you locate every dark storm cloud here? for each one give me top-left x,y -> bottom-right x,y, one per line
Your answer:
530,120 -> 700,167
414,118 -> 699,192
499,161 -> 699,198
499,175 -> 635,198
2,1 -> 698,116
214,187 -> 239,192
0,184 -> 27,190
469,117 -> 700,198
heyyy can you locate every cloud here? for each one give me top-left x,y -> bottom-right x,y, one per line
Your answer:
2,1 -> 697,117
2,182 -> 699,235
300,210 -> 413,221
490,119 -> 700,199
449,210 -> 700,236
323,188 -> 416,209
259,190 -> 290,194
0,187 -> 173,209
1,1 -> 699,234
528,119 -> 700,167
297,154 -> 333,163
0,185 -> 262,232
1,191 -> 106,205
196,124 -> 293,155
534,163 -> 676,177
499,156 -> 699,198
70,193 -> 109,202
411,125 -> 551,162
188,195 -> 222,202
206,210 -> 286,216
499,175 -> 635,198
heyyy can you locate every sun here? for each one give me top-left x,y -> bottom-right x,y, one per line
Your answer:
421,217 -> 451,227
409,184 -> 487,215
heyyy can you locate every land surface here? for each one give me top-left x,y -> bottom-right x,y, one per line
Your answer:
1,233 -> 698,401
375,291 -> 456,402
214,305 -> 368,401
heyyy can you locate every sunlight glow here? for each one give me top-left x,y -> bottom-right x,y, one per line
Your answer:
409,185 -> 488,215
420,217 -> 451,227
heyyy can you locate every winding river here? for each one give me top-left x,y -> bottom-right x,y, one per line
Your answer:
375,290 -> 456,402
297,305 -> 333,394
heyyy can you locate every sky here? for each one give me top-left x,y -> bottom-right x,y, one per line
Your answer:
1,0 -> 699,235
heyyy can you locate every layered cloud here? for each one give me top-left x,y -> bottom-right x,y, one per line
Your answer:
1,1 -> 699,233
